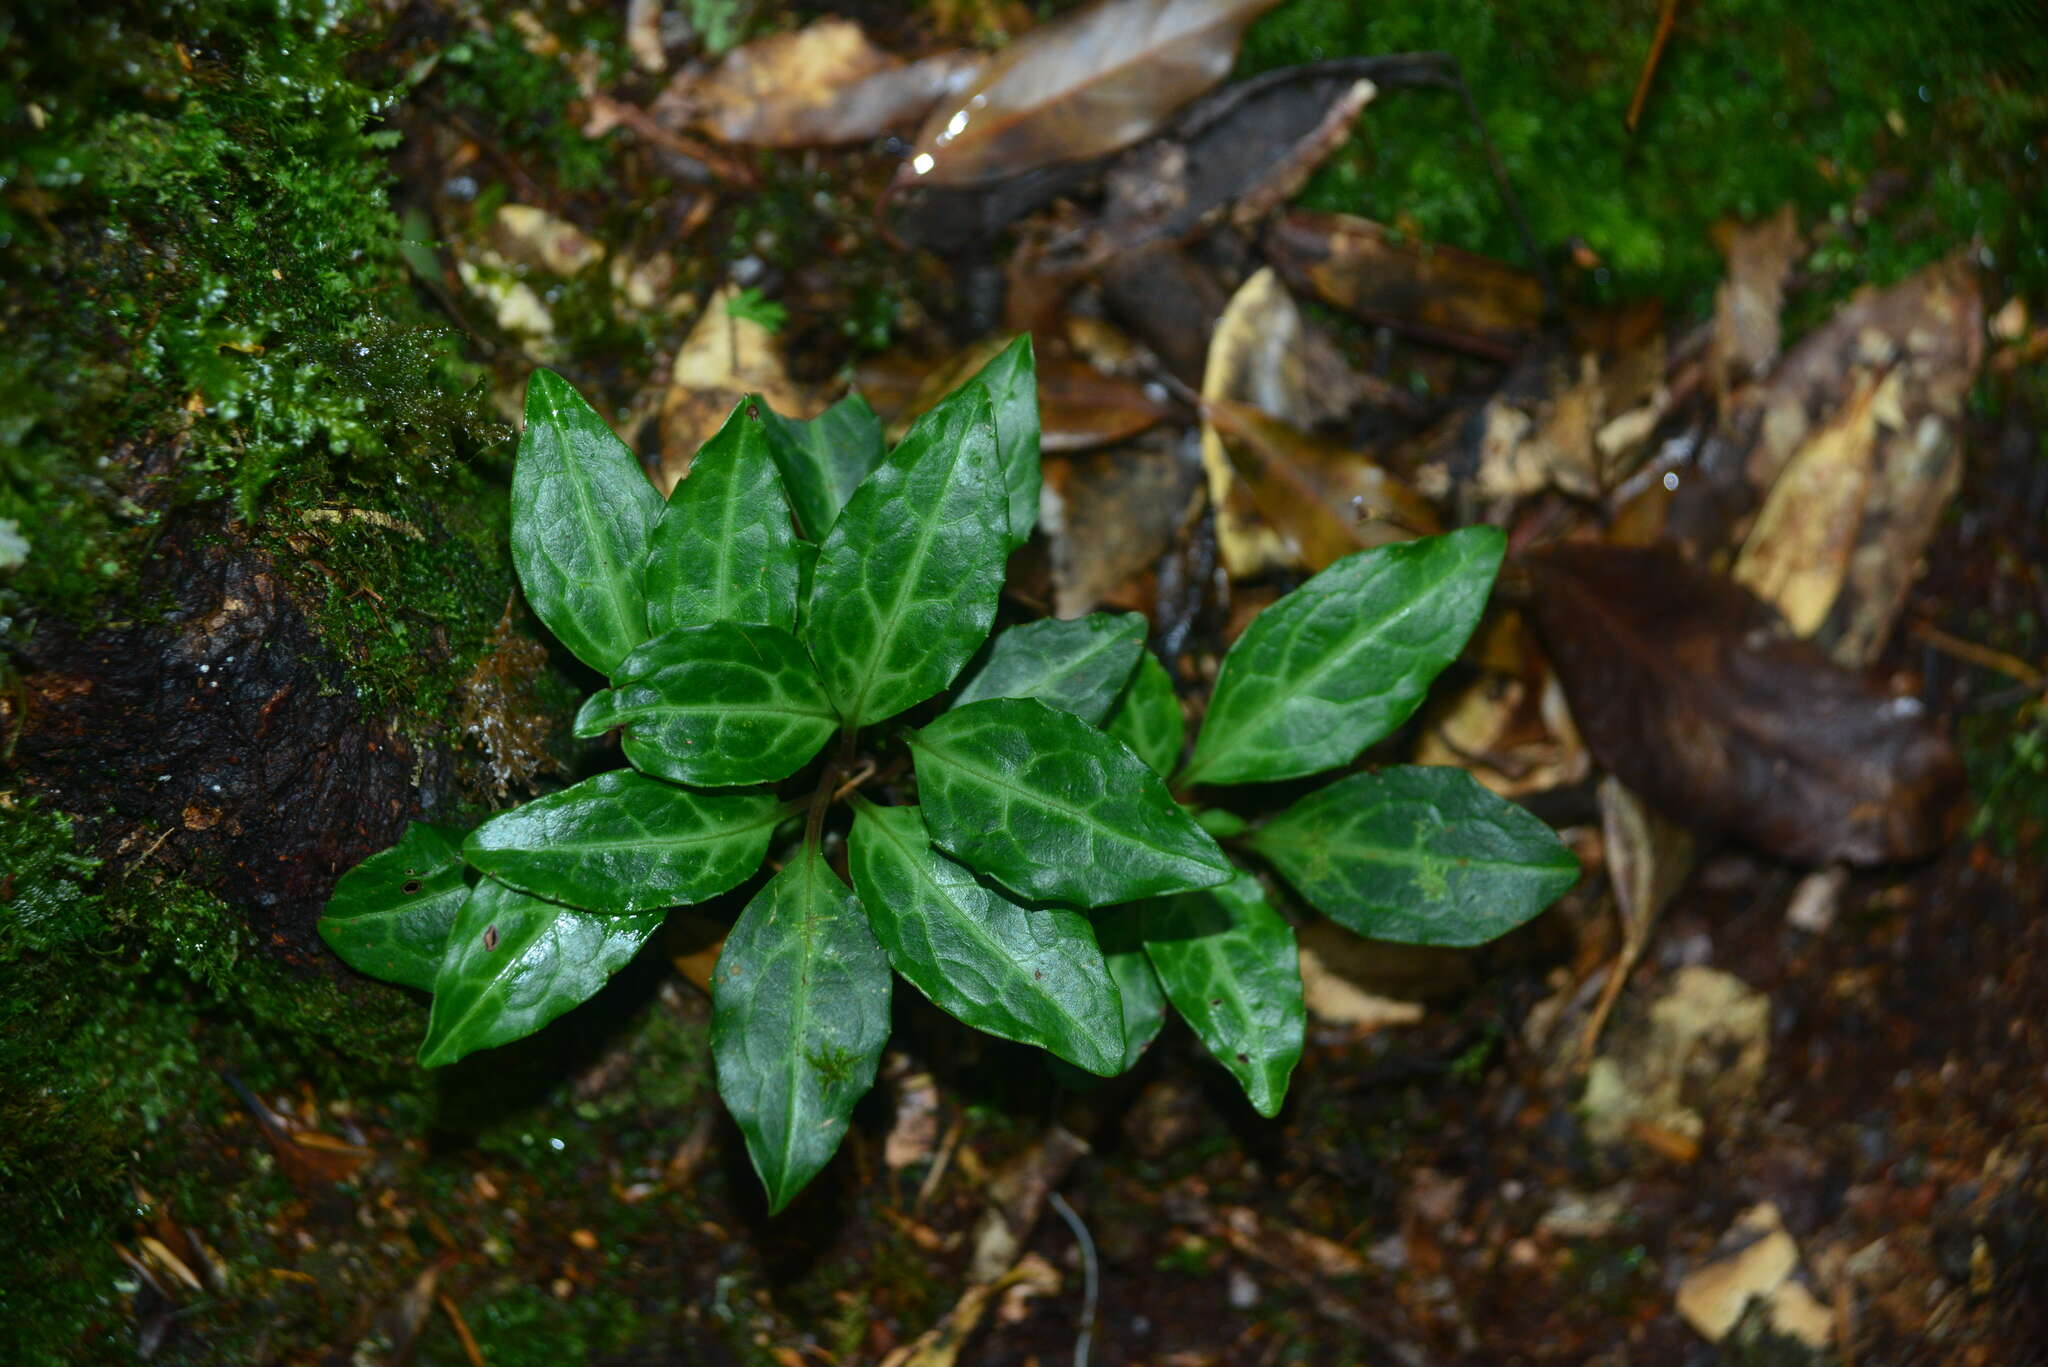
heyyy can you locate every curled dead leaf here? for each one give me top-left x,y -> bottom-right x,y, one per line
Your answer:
904,0 -> 1284,188
1202,267 -> 1432,575
670,20 -> 982,147
1265,209 -> 1546,359
1522,542 -> 1964,865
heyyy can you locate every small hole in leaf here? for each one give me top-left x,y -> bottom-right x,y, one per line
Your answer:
483,925 -> 500,951
402,879 -> 422,894
745,403 -> 760,420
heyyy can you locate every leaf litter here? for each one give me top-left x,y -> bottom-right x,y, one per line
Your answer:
64,0 -> 2048,1362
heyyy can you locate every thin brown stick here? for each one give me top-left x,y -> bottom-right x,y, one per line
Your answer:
914,1115 -> 967,1215
1911,621 -> 2044,686
1627,0 -> 1680,132
438,1291 -> 488,1367
586,94 -> 757,188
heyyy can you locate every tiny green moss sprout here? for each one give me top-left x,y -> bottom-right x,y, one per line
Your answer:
319,343 -> 1579,1211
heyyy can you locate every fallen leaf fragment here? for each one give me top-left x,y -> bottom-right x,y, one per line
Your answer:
671,20 -> 981,147
894,340 -> 1168,452
1297,938 -> 1424,1030
1038,434 -> 1204,617
1211,1203 -> 1367,1290
885,1066 -> 943,1170
1723,255 -> 1982,510
905,0 -> 1285,187
489,204 -> 606,276
969,1125 -> 1090,1283
1677,1203 -> 1834,1349
659,284 -> 812,492
222,1072 -> 373,1189
1574,776 -> 1694,1063
1523,542 -> 1964,865
1204,396 -> 1440,570
1709,205 -> 1802,399
1730,257 -> 1981,667
1202,267 -> 1430,575
1581,965 -> 1767,1155
1265,209 -> 1545,359
879,1254 -> 1061,1367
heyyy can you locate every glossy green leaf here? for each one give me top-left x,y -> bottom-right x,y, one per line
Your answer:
910,698 -> 1231,907
802,384 -> 1008,728
464,772 -> 784,914
1095,905 -> 1168,1073
761,392 -> 887,540
318,823 -> 469,991
419,876 -> 662,1067
847,799 -> 1124,1075
1249,766 -> 1579,946
512,369 -> 665,674
1181,527 -> 1504,786
646,398 -> 800,634
949,612 -> 1146,724
711,846 -> 890,1213
1193,808 -> 1250,839
575,623 -> 836,788
965,335 -> 1041,546
1142,872 -> 1304,1116
1104,649 -> 1184,777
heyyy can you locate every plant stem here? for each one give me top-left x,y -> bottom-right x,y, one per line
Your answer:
803,731 -> 862,852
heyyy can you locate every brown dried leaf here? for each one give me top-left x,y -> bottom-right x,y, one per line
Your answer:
1205,395 -> 1441,570
1297,933 -> 1425,1030
1038,67 -> 1383,273
223,1074 -> 373,1189
659,284 -> 812,492
1265,209 -> 1546,359
879,1254 -> 1062,1367
1215,1204 -> 1367,1279
1202,266 -> 1428,575
1039,433 -> 1204,617
1725,255 -> 1982,504
894,340 -> 1168,452
672,20 -> 981,147
1708,205 -> 1802,399
904,0 -> 1283,188
1400,322 -> 1670,507
884,1067 -> 942,1171
1411,646 -> 1588,799
1523,543 -> 1963,865
1730,258 -> 1981,666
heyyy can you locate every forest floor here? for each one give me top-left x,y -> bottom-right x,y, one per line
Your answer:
3,2 -> 2045,1364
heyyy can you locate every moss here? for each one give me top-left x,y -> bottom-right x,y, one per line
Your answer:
1240,0 -> 2048,311
0,792 -> 430,1359
0,0 -> 497,628
438,14 -> 626,195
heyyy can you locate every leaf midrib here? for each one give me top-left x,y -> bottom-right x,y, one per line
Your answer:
1188,540 -> 1475,780
1256,801 -> 1573,879
916,724 -> 1219,871
864,808 -> 1112,1066
835,430 -> 977,726
537,380 -> 641,656
777,854 -> 822,1210
490,806 -> 783,856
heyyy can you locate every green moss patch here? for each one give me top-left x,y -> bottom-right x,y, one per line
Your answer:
1241,0 -> 2047,311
